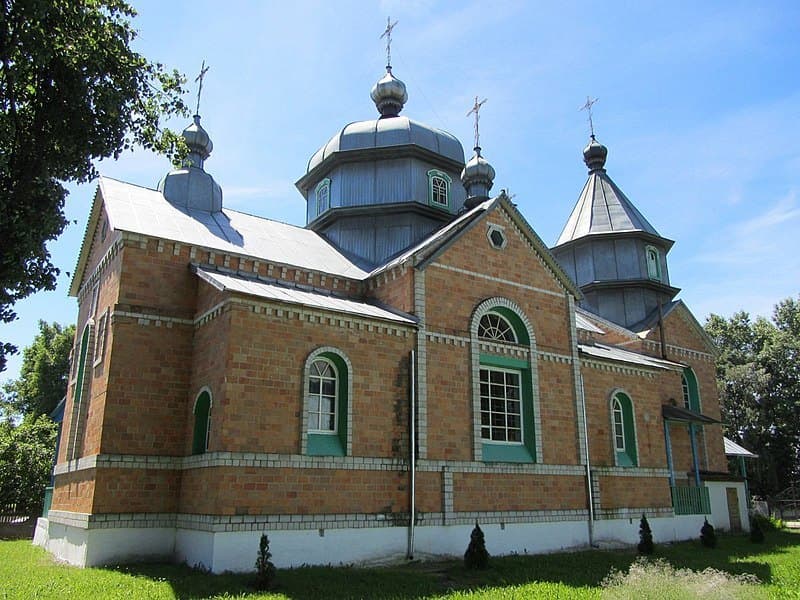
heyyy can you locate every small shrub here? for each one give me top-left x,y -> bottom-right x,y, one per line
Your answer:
637,514 -> 654,555
750,517 -> 765,543
602,557 -> 762,599
751,513 -> 784,532
464,522 -> 490,569
254,533 -> 276,590
700,518 -> 717,548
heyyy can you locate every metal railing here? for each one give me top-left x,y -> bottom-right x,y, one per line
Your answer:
671,485 -> 711,515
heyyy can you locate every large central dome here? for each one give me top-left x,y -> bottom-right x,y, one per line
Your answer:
295,66 -> 467,270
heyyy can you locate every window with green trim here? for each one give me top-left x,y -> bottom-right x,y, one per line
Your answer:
611,391 -> 637,467
305,349 -> 349,456
681,368 -> 700,411
427,170 -> 451,208
315,178 -> 330,216
192,390 -> 211,455
475,306 -> 536,463
646,245 -> 661,281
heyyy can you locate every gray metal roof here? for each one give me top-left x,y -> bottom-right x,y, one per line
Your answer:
195,268 -> 415,325
578,342 -> 683,370
307,116 -> 464,173
555,170 -> 660,246
575,313 -> 604,334
724,437 -> 758,458
99,177 -> 367,279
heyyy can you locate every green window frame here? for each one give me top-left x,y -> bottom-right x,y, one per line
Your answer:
611,391 -> 638,467
304,348 -> 350,456
681,368 -> 700,411
473,302 -> 537,464
315,178 -> 331,216
192,390 -> 211,455
646,245 -> 661,281
427,169 -> 451,209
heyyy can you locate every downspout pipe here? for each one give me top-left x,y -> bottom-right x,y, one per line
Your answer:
579,374 -> 596,546
407,349 -> 416,560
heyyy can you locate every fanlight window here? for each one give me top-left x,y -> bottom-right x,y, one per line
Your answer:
478,312 -> 517,343
308,359 -> 337,432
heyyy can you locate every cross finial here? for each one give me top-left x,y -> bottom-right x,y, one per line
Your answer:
580,96 -> 599,138
380,17 -> 398,69
194,60 -> 210,116
466,96 -> 488,151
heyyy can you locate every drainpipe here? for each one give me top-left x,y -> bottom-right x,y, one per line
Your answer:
407,349 -> 416,560
689,423 -> 701,487
664,419 -> 675,487
578,374 -> 595,546
657,299 -> 668,359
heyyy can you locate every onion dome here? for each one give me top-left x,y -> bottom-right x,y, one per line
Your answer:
583,135 -> 608,173
183,115 -> 213,168
461,146 -> 495,209
370,66 -> 408,118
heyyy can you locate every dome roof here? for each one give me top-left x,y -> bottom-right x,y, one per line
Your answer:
583,135 -> 607,172
183,115 -> 213,163
307,116 -> 465,174
461,148 -> 496,183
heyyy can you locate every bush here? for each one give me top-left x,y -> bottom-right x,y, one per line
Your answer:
464,522 -> 489,569
700,518 -> 717,548
602,557 -> 762,599
254,533 -> 276,590
750,517 -> 765,543
637,514 -> 654,555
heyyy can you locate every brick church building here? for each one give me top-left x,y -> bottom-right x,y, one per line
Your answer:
35,61 -> 748,570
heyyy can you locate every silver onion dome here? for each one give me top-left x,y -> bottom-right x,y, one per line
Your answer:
370,67 -> 408,118
183,115 -> 213,168
461,146 -> 495,209
583,135 -> 608,173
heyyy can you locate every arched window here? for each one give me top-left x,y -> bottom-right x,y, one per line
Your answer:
646,245 -> 661,281
427,170 -> 451,208
471,299 -> 539,463
303,348 -> 351,456
682,368 -> 700,412
192,390 -> 212,455
610,391 -> 638,467
315,178 -> 331,216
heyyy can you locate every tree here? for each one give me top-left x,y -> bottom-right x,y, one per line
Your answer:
1,321 -> 74,419
464,522 -> 490,569
0,415 -> 57,515
637,514 -> 654,555
254,533 -> 277,590
706,295 -> 800,497
0,0 -> 188,371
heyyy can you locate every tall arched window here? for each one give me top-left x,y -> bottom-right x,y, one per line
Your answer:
610,391 -> 638,467
646,245 -> 661,281
192,390 -> 212,455
471,299 -> 539,463
681,368 -> 700,411
303,347 -> 352,456
315,178 -> 331,217
427,169 -> 451,208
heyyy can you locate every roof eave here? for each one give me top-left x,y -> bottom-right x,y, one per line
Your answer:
68,181 -> 104,297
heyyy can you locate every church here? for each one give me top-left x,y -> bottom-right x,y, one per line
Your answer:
34,51 -> 749,570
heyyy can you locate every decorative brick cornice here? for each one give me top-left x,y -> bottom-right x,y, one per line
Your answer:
642,340 -> 714,362
76,238 -> 123,302
430,263 -> 563,298
580,358 -> 659,378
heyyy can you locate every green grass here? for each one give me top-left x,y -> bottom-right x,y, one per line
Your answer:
2,529 -> 799,599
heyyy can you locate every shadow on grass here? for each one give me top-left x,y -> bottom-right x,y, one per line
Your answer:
101,529 -> 800,599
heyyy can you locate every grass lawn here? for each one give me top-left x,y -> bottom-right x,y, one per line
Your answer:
2,528 -> 799,599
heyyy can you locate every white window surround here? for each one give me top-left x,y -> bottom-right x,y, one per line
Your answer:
301,346 -> 353,456
470,297 -> 542,462
486,223 -> 508,250
427,169 -> 451,208
608,388 -> 639,467
315,178 -> 331,216
307,358 -> 338,434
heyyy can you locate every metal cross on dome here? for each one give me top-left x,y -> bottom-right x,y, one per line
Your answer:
194,60 -> 210,116
580,96 -> 599,138
467,96 -> 488,150
380,17 -> 398,68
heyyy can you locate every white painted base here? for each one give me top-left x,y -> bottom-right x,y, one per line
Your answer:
706,481 -> 749,532
34,510 -> 731,572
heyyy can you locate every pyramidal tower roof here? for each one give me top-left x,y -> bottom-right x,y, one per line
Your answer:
555,136 -> 659,247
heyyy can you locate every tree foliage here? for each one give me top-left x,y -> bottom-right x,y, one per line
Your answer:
705,295 -> 800,497
1,320 -> 75,419
0,415 -> 57,515
0,0 -> 188,370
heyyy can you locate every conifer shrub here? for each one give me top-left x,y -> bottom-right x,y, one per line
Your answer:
464,522 -> 490,569
700,518 -> 717,548
750,517 -> 765,543
637,514 -> 654,555
254,533 -> 276,590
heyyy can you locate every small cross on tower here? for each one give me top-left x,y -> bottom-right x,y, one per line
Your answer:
194,60 -> 210,116
467,96 -> 488,150
580,96 -> 599,138
380,17 -> 398,69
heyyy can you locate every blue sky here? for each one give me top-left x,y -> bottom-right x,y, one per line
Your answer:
2,0 -> 799,384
